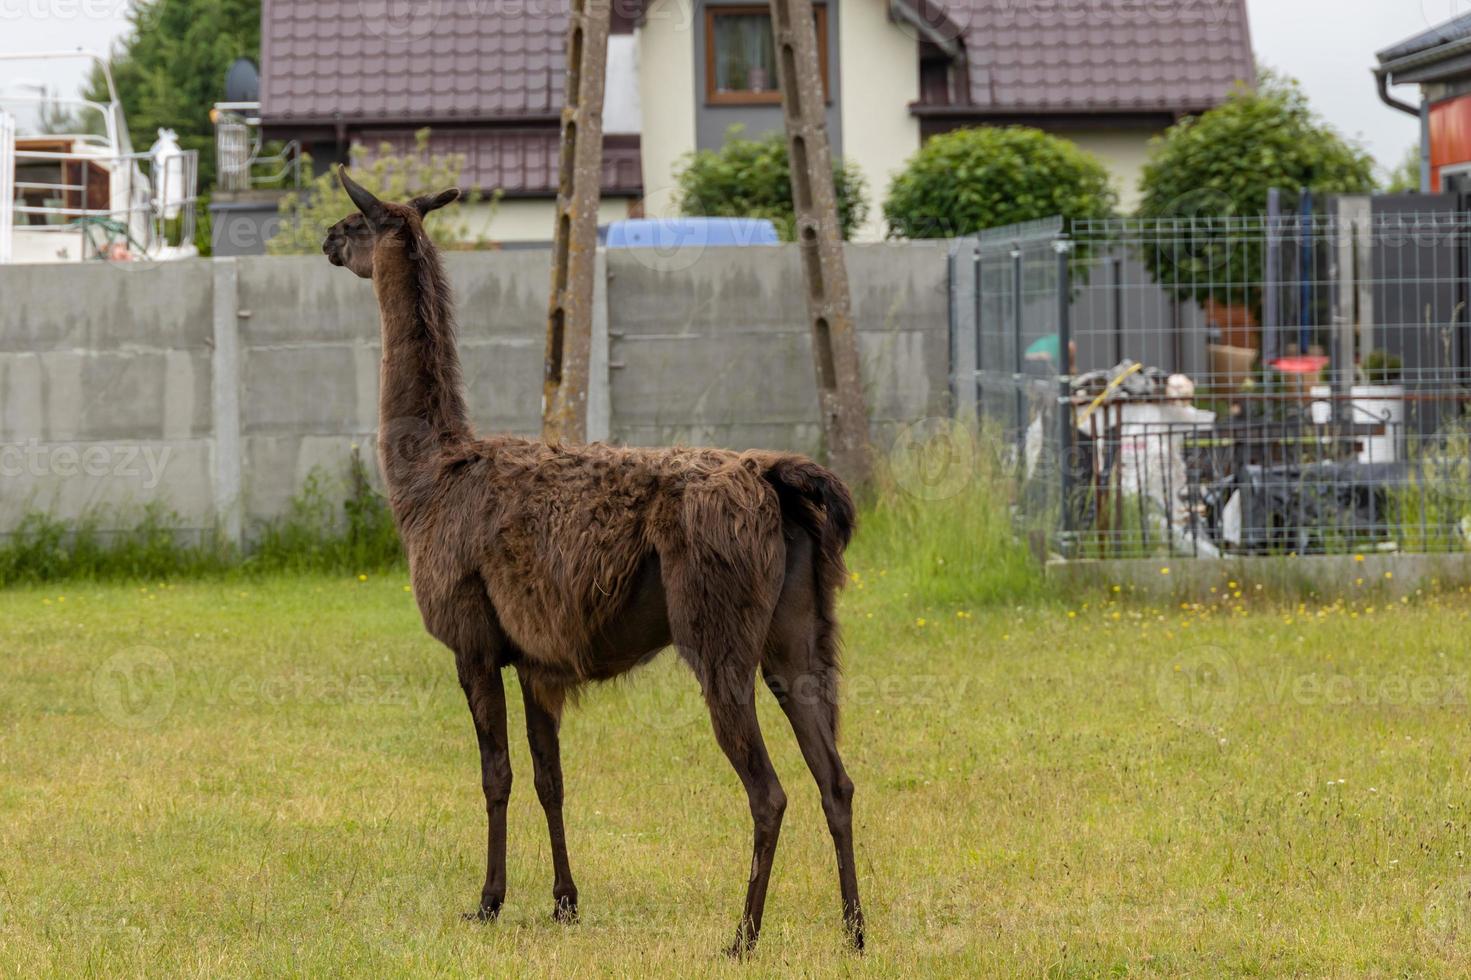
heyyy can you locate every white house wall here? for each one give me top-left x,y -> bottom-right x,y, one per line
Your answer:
462,198 -> 634,246
838,0 -> 920,241
606,35 -> 643,135
636,0 -> 700,221
1047,124 -> 1162,214
631,2 -> 1161,238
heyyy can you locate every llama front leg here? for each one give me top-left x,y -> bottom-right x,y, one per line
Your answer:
456,651 -> 511,921
517,670 -> 579,922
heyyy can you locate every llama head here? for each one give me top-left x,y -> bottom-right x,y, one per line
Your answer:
322,166 -> 460,279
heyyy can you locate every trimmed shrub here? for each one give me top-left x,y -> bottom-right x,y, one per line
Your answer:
674,127 -> 869,240
1136,72 -> 1376,312
883,126 -> 1117,240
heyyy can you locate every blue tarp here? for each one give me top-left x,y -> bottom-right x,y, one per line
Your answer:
602,217 -> 780,249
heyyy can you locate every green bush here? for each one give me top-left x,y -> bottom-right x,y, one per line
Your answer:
1384,143 -> 1423,194
674,127 -> 869,240
883,126 -> 1117,240
1136,72 -> 1375,311
1361,350 -> 1403,386
268,129 -> 496,255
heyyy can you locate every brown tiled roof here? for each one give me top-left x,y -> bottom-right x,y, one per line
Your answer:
360,129 -> 643,196
920,0 -> 1255,114
261,0 -> 1254,147
260,0 -> 564,123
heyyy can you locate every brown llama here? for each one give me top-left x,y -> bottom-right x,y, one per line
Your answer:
321,167 -> 864,954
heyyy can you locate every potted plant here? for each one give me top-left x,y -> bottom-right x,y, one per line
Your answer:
1351,349 -> 1404,463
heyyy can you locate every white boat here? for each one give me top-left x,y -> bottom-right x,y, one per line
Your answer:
0,50 -> 198,264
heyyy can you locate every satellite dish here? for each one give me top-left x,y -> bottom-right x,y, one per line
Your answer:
224,58 -> 259,103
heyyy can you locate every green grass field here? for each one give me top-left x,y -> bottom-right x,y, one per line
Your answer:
4,554 -> 1471,976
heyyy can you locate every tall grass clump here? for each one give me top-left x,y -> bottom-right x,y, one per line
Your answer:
1391,424 -> 1471,554
852,422 -> 1049,607
0,449 -> 403,585
0,504 -> 232,587
249,448 -> 402,574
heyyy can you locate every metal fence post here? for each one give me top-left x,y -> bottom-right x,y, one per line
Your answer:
1011,246 -> 1024,453
1055,237 -> 1073,542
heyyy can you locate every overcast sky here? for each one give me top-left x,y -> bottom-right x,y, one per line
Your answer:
0,0 -> 1445,175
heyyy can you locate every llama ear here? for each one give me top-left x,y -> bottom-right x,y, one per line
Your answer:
412,188 -> 461,216
338,166 -> 386,224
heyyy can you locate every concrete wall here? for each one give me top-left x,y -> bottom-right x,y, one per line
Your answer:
0,241 -> 951,541
0,262 -> 216,534
608,242 -> 950,452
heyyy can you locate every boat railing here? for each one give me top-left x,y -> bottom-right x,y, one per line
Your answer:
213,102 -> 301,193
10,144 -> 198,260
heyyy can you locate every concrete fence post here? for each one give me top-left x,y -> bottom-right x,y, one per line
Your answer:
587,247 -> 611,443
211,257 -> 243,548
947,236 -> 979,419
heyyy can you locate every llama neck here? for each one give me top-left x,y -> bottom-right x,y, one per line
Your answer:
372,233 -> 472,492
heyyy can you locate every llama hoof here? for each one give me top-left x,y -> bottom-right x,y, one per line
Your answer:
844,907 -> 866,952
462,899 -> 502,923
723,934 -> 757,959
551,895 -> 578,924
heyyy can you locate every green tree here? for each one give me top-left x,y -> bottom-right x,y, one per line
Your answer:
267,131 -> 494,255
1136,72 -> 1376,312
883,126 -> 1118,240
85,0 -> 261,190
674,128 -> 869,240
1384,143 -> 1423,193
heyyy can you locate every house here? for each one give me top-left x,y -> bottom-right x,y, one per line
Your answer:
258,0 -> 1254,243
1375,12 -> 1471,194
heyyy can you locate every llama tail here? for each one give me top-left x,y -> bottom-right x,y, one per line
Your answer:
758,455 -> 856,735
760,455 -> 857,598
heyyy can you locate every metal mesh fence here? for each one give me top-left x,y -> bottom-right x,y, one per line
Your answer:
954,206 -> 1471,560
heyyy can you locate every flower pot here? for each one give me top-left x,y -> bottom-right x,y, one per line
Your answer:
1349,384 -> 1404,463
1309,384 -> 1333,425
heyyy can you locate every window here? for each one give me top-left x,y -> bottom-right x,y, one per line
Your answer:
705,5 -> 828,105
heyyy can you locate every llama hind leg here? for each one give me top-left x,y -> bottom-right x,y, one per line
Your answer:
761,533 -> 864,949
762,650 -> 863,950
695,664 -> 787,957
516,669 -> 579,922
455,649 -> 512,922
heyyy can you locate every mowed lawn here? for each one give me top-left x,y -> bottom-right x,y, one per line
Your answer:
4,568 -> 1471,976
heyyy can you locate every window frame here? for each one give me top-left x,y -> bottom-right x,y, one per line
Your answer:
703,4 -> 829,106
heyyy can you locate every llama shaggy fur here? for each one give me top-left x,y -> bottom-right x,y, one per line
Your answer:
322,168 -> 864,953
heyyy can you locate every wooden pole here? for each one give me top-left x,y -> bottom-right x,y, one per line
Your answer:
543,0 -> 611,444
768,0 -> 871,482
